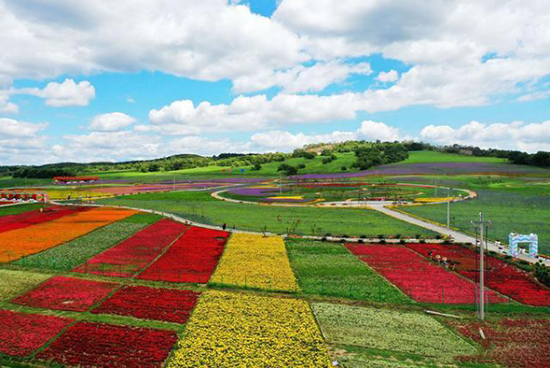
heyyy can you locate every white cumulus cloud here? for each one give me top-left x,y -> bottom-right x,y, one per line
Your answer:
90,112 -> 136,131
19,79 -> 96,107
148,93 -> 359,135
376,70 -> 399,83
233,60 -> 372,94
0,1 -> 305,84
420,120 -> 550,152
251,130 -> 357,151
0,118 -> 47,137
357,120 -> 402,141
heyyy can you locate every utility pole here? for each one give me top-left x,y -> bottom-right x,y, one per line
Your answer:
471,213 -> 492,320
447,188 -> 452,228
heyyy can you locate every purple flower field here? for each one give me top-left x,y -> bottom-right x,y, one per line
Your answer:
261,197 -> 312,203
227,187 -> 282,197
293,162 -> 550,180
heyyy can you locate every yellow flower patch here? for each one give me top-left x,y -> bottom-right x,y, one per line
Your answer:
168,290 -> 331,368
210,233 -> 299,292
266,195 -> 303,200
413,197 -> 454,203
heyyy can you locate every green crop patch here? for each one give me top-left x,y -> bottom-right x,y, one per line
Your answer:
312,303 -> 476,361
0,269 -> 49,301
286,239 -> 409,303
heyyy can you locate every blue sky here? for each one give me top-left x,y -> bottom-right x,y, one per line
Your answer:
0,0 -> 549,164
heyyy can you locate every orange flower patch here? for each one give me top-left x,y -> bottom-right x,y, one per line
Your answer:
0,207 -> 137,262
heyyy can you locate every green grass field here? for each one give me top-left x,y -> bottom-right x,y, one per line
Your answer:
0,203 -> 45,216
400,151 -> 508,164
312,303 -> 477,364
400,187 -> 550,254
99,191 -> 435,237
286,239 -> 410,303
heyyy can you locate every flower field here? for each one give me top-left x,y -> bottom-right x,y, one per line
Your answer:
137,226 -> 229,283
14,213 -> 158,270
0,205 -> 87,234
0,269 -> 49,301
93,182 -> 223,195
405,243 -> 550,306
168,290 -> 331,367
295,161 -> 547,180
73,218 -> 188,277
0,207 -> 136,263
312,303 -> 476,360
11,276 -> 118,312
209,233 -> 299,292
346,244 -> 507,304
286,239 -> 410,303
0,310 -> 72,357
452,318 -> 550,367
37,322 -> 178,367
91,285 -> 200,323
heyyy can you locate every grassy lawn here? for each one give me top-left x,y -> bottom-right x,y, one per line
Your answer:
286,239 -> 410,303
0,203 -> 45,216
400,188 -> 550,254
401,151 -> 508,164
98,191 -> 435,237
312,303 -> 477,362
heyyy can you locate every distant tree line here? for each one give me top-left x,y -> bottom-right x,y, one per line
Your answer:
4,140 -> 550,179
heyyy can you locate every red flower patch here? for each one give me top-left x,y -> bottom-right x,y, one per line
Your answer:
37,322 -> 178,368
91,285 -> 200,323
0,206 -> 88,234
73,218 -> 188,277
452,318 -> 550,368
0,310 -> 72,357
11,276 -> 118,312
137,226 -> 229,283
346,244 -> 507,304
405,243 -> 550,306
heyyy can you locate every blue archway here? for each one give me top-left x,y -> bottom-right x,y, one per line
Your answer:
509,233 -> 538,258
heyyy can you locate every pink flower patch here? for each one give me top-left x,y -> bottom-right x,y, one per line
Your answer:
11,276 -> 118,312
